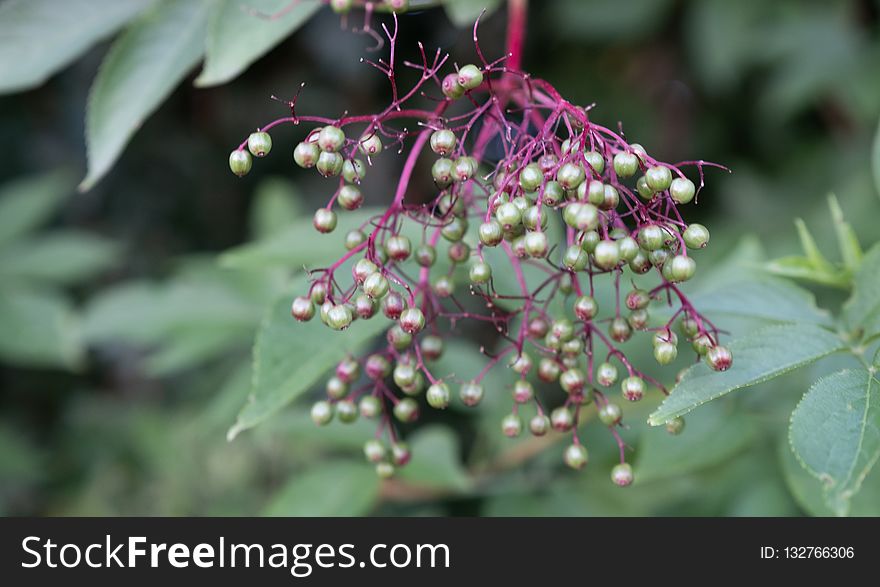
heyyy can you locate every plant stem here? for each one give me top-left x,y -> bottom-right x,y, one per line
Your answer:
505,0 -> 527,71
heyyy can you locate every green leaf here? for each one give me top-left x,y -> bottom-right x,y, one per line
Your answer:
263,461 -> 379,516
789,368 -> 880,516
685,277 -> 832,326
844,243 -> 880,342
195,0 -> 320,87
648,323 -> 846,425
873,117 -> 880,198
550,0 -> 674,42
81,0 -> 209,190
228,283 -> 388,439
794,217 -> 835,273
397,426 -> 471,491
0,171 -> 75,247
142,324 -> 247,376
636,401 -> 757,483
0,287 -> 82,369
0,0 -> 152,93
249,177 -> 305,239
763,255 -> 849,288
827,193 -> 862,272
0,231 -> 119,286
443,0 -> 502,27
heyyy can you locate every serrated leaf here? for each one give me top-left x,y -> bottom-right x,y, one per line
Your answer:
763,255 -> 849,288
443,0 -> 502,27
196,0 -> 320,87
789,368 -> 880,516
249,177 -> 305,239
81,0 -> 209,191
397,426 -> 471,491
220,208 -> 380,270
685,277 -> 832,326
0,287 -> 82,369
263,461 -> 379,516
844,244 -> 880,342
0,0 -> 152,93
636,401 -> 757,483
0,171 -> 75,247
648,323 -> 846,425
827,193 -> 862,272
0,231 -> 119,285
228,283 -> 388,439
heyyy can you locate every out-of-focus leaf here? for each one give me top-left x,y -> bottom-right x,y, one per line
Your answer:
0,232 -> 119,285
763,256 -> 849,289
443,0 -> 502,27
795,218 -> 834,273
196,0 -> 320,87
142,324 -> 248,377
828,194 -> 862,272
636,401 -> 757,483
228,282 -> 388,439
82,0 -> 209,190
263,461 -> 379,516
398,426 -> 471,491
0,0 -> 152,93
0,287 -> 82,369
550,0 -> 674,42
685,277 -> 832,326
843,244 -> 880,342
790,369 -> 880,516
648,323 -> 846,425
873,118 -> 880,198
0,171 -> 74,247
249,177 -> 305,239
220,208 -> 380,270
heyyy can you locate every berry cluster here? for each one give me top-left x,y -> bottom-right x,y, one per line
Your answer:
230,13 -> 730,485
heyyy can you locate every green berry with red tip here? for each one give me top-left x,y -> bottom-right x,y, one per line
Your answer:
560,368 -> 586,394
294,142 -> 320,168
326,376 -> 349,399
399,307 -> 426,334
415,244 -> 437,267
358,132 -> 382,156
459,381 -> 484,407
316,151 -> 344,176
479,219 -> 504,246
291,296 -> 315,321
573,295 -> 598,321
598,402 -> 623,425
524,231 -> 549,258
391,442 -> 411,466
342,158 -> 366,183
337,184 -> 363,210
609,317 -> 632,343
529,414 -> 550,436
318,125 -> 346,152
363,272 -> 390,299
596,362 -> 618,387
512,379 -> 534,403
519,163 -> 543,192
385,234 -> 412,261
501,413 -> 523,437
426,382 -> 451,409
441,73 -> 465,99
611,463 -> 633,486
310,400 -> 334,425
247,131 -> 272,157
556,162 -> 585,190
364,439 -> 387,463
457,64 -> 483,90
706,345 -> 733,371
359,396 -> 382,418
621,376 -> 646,401
613,151 -> 638,177
564,443 -> 589,469
430,130 -> 456,155
326,304 -> 353,330
550,406 -> 574,431
393,398 -> 419,422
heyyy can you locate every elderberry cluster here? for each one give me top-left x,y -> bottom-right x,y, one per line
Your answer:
229,15 -> 730,485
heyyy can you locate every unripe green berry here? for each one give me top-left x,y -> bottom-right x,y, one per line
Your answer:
556,162 -> 585,190
563,244 -> 589,271
363,272 -> 390,299
426,382 -> 451,409
364,439 -> 387,463
337,184 -> 363,211
342,158 -> 366,183
596,362 -> 618,387
447,241 -> 470,264
542,181 -> 564,206
291,296 -> 315,321
469,260 -> 492,284
375,462 -> 395,479
628,308 -> 649,330
354,294 -> 376,319
318,125 -> 346,152
621,376 -> 646,402
393,398 -> 419,422
524,231 -> 549,258
385,234 -> 412,261
665,416 -> 686,435
313,208 -> 338,233
359,395 -> 382,418
550,406 -> 574,431
495,202 -> 522,229
330,0 -> 353,12
430,129 -> 456,155
509,352 -> 533,375
512,379 -> 534,403
352,257 -> 378,284
538,358 -> 561,382
519,163 -> 543,192
454,156 -> 477,181
654,342 -> 678,365
628,250 -> 652,274
611,463 -> 634,487
653,329 -> 678,346
459,381 -> 484,407
573,295 -> 598,321
667,255 -> 696,282
358,132 -> 382,156
638,225 -> 666,251
479,219 -> 504,246
345,229 -> 367,251
336,399 -> 358,423
441,73 -> 465,99
564,443 -> 589,470
501,413 -> 523,437
391,442 -> 411,466
420,335 -> 444,361
529,414 -> 550,436
670,177 -> 695,204
582,179 -> 605,206
560,368 -> 586,394
598,402 -> 623,425
365,354 -> 391,380
326,304 -> 353,330
601,184 -> 620,210
692,333 -> 714,355
625,289 -> 651,310
706,345 -> 733,371
683,223 -> 710,249
522,206 -> 549,232
399,307 -> 426,334
247,131 -> 272,157
432,157 -> 455,188
593,239 -> 621,270
580,229 -> 601,252
584,150 -> 605,175
294,142 -> 320,168
457,64 -> 483,90
229,150 -> 252,176
326,375 -> 349,399
387,325 -> 412,351
432,275 -> 455,298
441,216 -> 468,242
636,175 -> 655,200
415,244 -> 437,267
609,317 -> 632,342
645,165 -> 672,191
310,400 -> 334,425
613,151 -> 639,177
316,151 -> 344,176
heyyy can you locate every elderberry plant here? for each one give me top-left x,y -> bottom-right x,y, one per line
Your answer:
228,5 -> 730,485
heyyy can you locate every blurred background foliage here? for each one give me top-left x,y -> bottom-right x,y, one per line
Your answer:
1,0 -> 879,516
